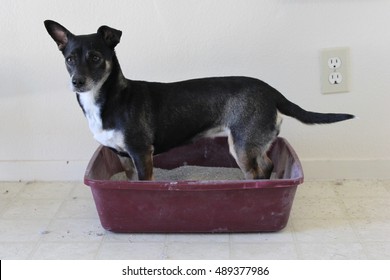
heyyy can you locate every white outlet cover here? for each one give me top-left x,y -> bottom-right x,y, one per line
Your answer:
321,47 -> 350,94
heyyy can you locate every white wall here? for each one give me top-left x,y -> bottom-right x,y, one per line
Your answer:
1,0 -> 389,181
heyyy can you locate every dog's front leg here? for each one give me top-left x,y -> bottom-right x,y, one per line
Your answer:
130,146 -> 154,180
118,155 -> 137,180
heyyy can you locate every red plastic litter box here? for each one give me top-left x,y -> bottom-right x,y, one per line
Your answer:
84,137 -> 304,233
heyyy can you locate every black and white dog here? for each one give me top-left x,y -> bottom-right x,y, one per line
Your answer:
44,20 -> 354,180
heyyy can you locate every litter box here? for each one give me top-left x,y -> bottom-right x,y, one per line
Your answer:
84,137 -> 304,233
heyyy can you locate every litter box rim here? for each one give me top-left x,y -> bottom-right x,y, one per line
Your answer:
84,137 -> 304,192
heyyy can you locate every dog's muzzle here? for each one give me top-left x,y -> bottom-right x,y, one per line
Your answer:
72,75 -> 86,89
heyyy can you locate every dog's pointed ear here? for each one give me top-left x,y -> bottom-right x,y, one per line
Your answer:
97,25 -> 122,49
44,20 -> 72,51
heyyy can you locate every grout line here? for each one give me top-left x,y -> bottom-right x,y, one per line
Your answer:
160,235 -> 169,260
93,232 -> 106,260
228,233 -> 232,259
289,218 -> 303,260
26,219 -> 53,259
26,184 -> 78,259
336,194 -> 371,259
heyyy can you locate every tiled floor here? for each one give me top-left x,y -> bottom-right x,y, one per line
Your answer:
0,180 -> 390,260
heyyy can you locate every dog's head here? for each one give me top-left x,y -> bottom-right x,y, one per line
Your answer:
44,20 -> 122,93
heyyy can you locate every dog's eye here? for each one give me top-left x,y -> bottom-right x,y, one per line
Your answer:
91,55 -> 101,63
66,56 -> 75,64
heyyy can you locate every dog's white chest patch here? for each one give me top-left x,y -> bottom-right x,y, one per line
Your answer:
78,92 -> 125,152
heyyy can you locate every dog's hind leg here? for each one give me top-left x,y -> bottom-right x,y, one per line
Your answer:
228,131 -> 274,180
256,153 -> 274,179
235,148 -> 272,180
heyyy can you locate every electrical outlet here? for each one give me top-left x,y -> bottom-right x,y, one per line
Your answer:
328,57 -> 342,69
329,72 -> 343,84
321,48 -> 349,94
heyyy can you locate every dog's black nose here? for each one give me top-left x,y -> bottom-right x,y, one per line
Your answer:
72,76 -> 86,88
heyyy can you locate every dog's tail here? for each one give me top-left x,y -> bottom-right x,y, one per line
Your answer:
273,91 -> 355,124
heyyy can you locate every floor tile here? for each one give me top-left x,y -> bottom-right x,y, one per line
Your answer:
297,242 -> 367,260
97,242 -> 165,260
55,198 -> 99,219
350,218 -> 390,242
17,182 -> 74,199
342,198 -> 390,219
291,198 -> 346,219
1,180 -> 390,260
70,183 -> 94,199
335,180 -> 390,198
0,219 -> 51,242
230,243 -> 298,260
166,233 -> 229,243
295,181 -> 339,198
0,242 -> 36,259
0,182 -> 25,199
104,232 -> 167,243
230,224 -> 294,243
292,219 -> 358,243
362,242 -> 390,259
384,182 -> 390,193
2,199 -> 63,220
0,199 -> 11,215
31,242 -> 101,260
42,219 -> 105,242
165,242 -> 230,260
